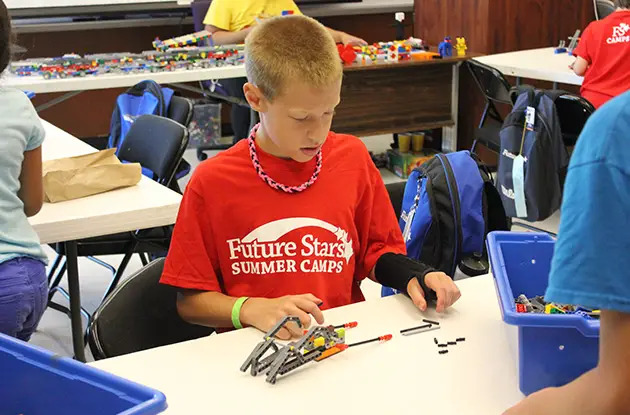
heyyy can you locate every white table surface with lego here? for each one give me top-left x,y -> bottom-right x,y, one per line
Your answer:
29,120 -> 182,244
3,65 -> 247,94
90,274 -> 524,414
474,47 -> 584,86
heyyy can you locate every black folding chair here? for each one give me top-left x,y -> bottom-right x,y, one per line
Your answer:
89,258 -> 214,359
467,60 -> 514,154
555,94 -> 596,147
168,95 -> 194,127
169,95 -> 194,193
48,115 -> 189,328
594,0 -> 616,19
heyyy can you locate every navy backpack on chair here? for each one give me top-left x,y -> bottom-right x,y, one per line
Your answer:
497,86 -> 569,222
382,151 -> 509,297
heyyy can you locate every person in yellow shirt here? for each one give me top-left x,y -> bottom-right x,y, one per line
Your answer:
204,0 -> 367,142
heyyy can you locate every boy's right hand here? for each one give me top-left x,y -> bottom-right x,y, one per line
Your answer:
240,294 -> 325,340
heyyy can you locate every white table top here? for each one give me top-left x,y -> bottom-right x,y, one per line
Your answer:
3,65 -> 246,94
91,274 -> 524,414
30,121 -> 182,244
474,47 -> 584,86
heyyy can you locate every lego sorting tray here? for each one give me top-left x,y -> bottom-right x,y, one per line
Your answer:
0,333 -> 167,415
487,231 -> 599,396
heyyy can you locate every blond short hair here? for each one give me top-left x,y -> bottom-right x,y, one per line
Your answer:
245,15 -> 342,101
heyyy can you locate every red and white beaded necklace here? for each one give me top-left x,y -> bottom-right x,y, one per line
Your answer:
247,123 -> 322,194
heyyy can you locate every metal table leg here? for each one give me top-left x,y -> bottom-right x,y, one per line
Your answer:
35,91 -> 84,113
441,62 -> 461,153
65,241 -> 86,362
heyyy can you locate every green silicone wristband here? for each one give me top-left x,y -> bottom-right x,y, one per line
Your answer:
231,297 -> 249,329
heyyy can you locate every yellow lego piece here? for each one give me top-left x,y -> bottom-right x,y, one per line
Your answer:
455,37 -> 468,57
313,337 -> 325,348
335,328 -> 346,338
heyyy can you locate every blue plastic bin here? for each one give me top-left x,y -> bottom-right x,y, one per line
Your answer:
0,333 -> 167,415
487,231 -> 600,396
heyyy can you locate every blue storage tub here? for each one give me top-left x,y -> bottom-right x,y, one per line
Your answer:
0,333 -> 167,415
487,231 -> 600,396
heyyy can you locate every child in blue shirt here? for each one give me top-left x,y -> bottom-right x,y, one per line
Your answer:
505,91 -> 630,414
0,1 -> 49,341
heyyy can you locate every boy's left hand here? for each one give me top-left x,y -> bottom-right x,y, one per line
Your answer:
340,33 -> 368,46
407,272 -> 461,313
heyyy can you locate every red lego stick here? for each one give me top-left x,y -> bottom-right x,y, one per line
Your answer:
348,334 -> 393,348
333,321 -> 358,329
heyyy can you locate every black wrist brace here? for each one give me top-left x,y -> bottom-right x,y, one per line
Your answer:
374,253 -> 437,301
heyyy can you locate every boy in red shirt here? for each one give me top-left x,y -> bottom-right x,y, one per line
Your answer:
161,15 -> 461,340
571,0 -> 630,108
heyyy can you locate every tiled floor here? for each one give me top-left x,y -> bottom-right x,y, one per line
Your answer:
29,135 -> 560,360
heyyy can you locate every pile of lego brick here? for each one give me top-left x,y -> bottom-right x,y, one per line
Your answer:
515,294 -> 600,319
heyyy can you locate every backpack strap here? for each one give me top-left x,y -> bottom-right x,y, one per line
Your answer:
511,85 -> 536,107
145,80 -> 167,116
533,89 -> 570,108
108,104 -> 122,149
126,80 -> 149,96
533,90 -> 546,108
129,80 -> 167,116
543,89 -> 570,103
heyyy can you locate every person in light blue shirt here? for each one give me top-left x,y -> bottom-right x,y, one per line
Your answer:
505,91 -> 630,414
0,0 -> 48,341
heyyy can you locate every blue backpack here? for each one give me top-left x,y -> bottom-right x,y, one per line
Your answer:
382,151 -> 508,297
108,80 -> 175,178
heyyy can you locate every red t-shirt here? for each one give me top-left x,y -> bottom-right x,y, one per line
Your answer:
161,132 -> 406,309
574,11 -> 630,108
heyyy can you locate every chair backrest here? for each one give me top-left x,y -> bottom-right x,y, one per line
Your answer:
385,181 -> 406,220
89,258 -> 214,360
168,95 -> 193,127
595,0 -> 616,19
467,60 -> 513,105
117,115 -> 189,187
191,1 -> 212,32
555,94 -> 596,146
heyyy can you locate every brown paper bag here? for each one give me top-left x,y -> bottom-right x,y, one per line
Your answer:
43,148 -> 142,203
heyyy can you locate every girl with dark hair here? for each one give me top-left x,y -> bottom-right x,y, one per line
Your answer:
0,0 -> 49,341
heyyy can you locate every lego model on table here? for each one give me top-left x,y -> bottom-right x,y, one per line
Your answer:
567,29 -> 581,55
339,38 -> 435,65
438,36 -> 453,58
515,294 -> 600,319
9,45 -> 244,81
555,29 -> 581,54
455,37 -> 467,57
152,30 -> 213,51
241,316 -> 391,385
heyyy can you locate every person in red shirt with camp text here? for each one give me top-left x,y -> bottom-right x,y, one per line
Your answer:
570,0 -> 630,108
161,16 -> 461,340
